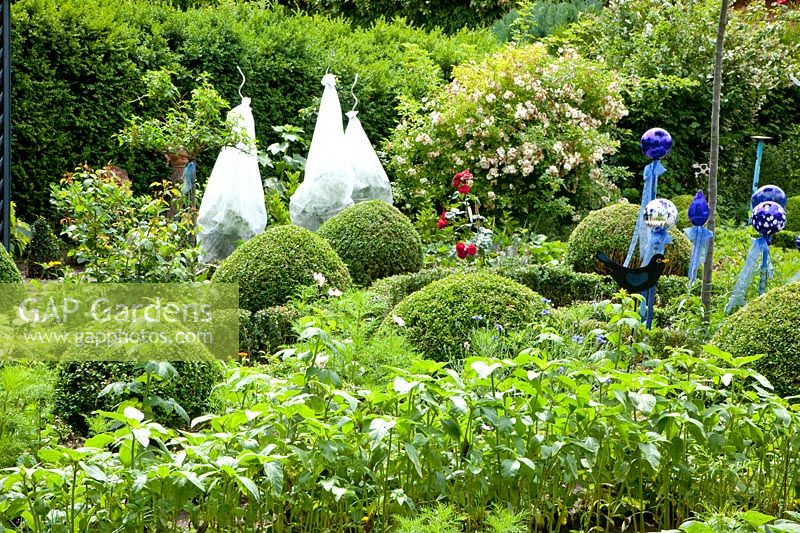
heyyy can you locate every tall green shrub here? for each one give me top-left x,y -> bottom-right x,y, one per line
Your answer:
27,217 -> 61,279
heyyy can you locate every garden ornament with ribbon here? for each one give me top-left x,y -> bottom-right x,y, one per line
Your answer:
685,190 -> 713,290
726,187 -> 787,313
639,198 -> 677,329
625,128 -> 672,268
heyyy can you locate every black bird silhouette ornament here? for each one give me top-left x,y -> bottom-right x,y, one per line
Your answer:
595,252 -> 669,293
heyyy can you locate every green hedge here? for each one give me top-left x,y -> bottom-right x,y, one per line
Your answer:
12,0 -> 497,220
713,281 -> 800,400
279,0 -> 510,33
318,200 -> 423,286
772,230 -> 800,250
370,262 -> 687,311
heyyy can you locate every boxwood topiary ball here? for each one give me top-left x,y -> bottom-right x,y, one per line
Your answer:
784,195 -> 800,233
318,200 -> 423,286
566,202 -> 691,276
0,244 -> 22,283
713,281 -> 800,400
212,224 -> 351,312
382,272 -> 546,361
670,194 -> 695,229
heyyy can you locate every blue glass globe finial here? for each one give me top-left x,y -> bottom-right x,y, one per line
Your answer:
640,128 -> 673,160
688,190 -> 710,227
751,185 -> 787,209
751,201 -> 786,236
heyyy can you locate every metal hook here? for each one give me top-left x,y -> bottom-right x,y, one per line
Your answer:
325,51 -> 335,75
350,74 -> 359,112
236,66 -> 246,100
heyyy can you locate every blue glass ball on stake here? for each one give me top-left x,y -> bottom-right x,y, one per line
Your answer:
751,201 -> 786,236
751,185 -> 787,209
644,198 -> 678,229
688,190 -> 710,226
640,128 -> 673,160
796,234 -> 800,252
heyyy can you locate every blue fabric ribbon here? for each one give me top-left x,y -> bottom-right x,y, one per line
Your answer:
182,161 -> 196,196
625,160 -> 666,267
725,235 -> 772,314
639,227 -> 672,327
685,225 -> 713,289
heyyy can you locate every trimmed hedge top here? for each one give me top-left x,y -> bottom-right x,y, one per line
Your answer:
383,272 -> 545,360
567,202 -> 691,277
0,245 -> 22,283
318,200 -> 423,286
212,224 -> 351,312
713,281 -> 800,400
670,194 -> 694,229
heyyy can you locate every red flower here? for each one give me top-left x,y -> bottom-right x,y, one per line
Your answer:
452,169 -> 473,188
458,184 -> 471,195
466,244 -> 477,256
456,249 -> 468,259
437,210 -> 448,229
455,241 -> 468,258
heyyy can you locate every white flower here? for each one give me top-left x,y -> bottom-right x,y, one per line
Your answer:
487,191 -> 496,200
314,354 -> 329,368
503,90 -> 515,100
312,272 -> 326,287
392,315 -> 406,327
485,93 -> 497,103
327,288 -> 342,298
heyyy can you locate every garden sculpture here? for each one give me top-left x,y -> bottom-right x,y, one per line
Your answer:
625,128 -> 672,267
685,190 -> 713,289
726,189 -> 787,313
595,252 -> 668,294
638,198 -> 677,328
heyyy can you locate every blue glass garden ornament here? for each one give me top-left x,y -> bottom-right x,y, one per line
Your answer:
751,184 -> 787,210
726,200 -> 786,313
625,128 -> 672,267
640,198 -> 677,329
685,190 -> 713,289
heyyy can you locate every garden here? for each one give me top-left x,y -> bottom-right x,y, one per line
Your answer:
1,0 -> 800,531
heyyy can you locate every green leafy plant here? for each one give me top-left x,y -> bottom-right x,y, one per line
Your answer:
262,124 -> 308,225
50,165 -> 200,282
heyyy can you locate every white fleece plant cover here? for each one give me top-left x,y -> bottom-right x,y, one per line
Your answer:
344,110 -> 393,205
197,97 -> 267,264
289,74 -> 354,231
